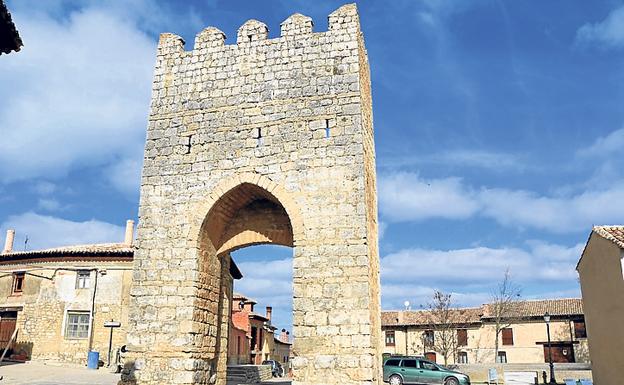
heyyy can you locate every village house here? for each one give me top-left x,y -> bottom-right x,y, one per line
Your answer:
577,225 -> 624,385
0,221 -> 136,365
381,298 -> 589,365
228,292 -> 291,366
0,221 -> 243,367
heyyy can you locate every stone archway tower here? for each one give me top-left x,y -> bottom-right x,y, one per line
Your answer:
122,4 -> 381,385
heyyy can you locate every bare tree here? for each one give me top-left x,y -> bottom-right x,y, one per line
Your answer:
490,269 -> 522,361
426,290 -> 458,365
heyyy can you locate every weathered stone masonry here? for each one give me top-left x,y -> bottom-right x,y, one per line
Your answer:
122,4 -> 381,385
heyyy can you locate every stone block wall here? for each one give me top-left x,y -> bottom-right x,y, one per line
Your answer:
123,3 -> 381,385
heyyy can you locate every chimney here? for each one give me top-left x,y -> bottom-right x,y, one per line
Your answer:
3,229 -> 15,254
266,306 -> 272,322
124,220 -> 135,246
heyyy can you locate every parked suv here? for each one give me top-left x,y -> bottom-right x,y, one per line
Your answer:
383,356 -> 470,385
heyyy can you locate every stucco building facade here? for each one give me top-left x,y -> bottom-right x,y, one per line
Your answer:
228,293 -> 291,366
577,226 -> 624,385
381,299 -> 589,365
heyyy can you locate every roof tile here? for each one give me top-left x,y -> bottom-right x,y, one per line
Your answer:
382,298 -> 583,326
592,225 -> 624,249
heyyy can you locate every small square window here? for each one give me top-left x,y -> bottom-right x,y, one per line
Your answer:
496,351 -> 507,363
65,311 -> 90,339
12,272 -> 24,294
424,330 -> 434,346
385,331 -> 395,346
457,352 -> 468,364
76,271 -> 90,289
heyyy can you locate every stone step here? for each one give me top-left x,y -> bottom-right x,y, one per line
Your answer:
226,365 -> 272,384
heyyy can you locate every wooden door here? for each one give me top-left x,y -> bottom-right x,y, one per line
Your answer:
0,318 -> 16,350
543,344 -> 574,363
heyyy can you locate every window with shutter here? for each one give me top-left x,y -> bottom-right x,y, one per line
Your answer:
574,321 -> 587,339
502,328 -> 514,345
385,331 -> 396,346
457,329 -> 468,346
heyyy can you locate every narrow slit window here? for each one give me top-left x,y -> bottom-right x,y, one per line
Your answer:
184,135 -> 192,154
324,119 -> 331,138
255,128 -> 263,146
248,34 -> 253,42
12,272 -> 24,294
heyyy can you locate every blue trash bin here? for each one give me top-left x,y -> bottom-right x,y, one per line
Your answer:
87,350 -> 99,369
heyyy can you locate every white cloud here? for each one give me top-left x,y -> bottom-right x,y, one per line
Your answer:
577,5 -> 624,49
234,257 -> 293,331
32,181 -> 57,196
37,198 -> 63,212
379,150 -> 525,172
379,173 -> 479,222
379,221 -> 388,239
577,128 -> 624,157
380,241 -> 583,309
0,212 -> 125,250
381,243 -> 581,284
479,184 -> 624,233
379,170 -> 624,233
104,156 -> 143,198
0,8 -> 154,193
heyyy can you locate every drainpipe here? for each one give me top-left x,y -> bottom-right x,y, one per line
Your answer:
87,269 -> 99,357
405,326 -> 409,355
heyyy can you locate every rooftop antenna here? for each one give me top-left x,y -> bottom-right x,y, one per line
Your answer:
404,300 -> 411,311
23,235 -> 29,251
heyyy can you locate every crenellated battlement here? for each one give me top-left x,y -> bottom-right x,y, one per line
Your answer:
155,3 -> 359,55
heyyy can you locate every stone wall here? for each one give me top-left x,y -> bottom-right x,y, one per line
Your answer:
123,3 -> 381,385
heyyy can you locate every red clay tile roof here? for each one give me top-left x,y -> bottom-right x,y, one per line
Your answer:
233,292 -> 257,304
382,298 -> 583,326
2,243 -> 134,256
0,243 -> 134,265
592,226 -> 624,249
0,0 -> 22,55
381,307 -> 483,327
481,298 -> 583,319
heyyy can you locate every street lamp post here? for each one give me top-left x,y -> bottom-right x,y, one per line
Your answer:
543,312 -> 556,384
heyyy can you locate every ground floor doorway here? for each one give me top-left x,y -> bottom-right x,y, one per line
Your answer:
0,311 -> 18,352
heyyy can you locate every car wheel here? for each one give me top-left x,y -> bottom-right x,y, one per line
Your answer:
444,377 -> 459,385
389,374 -> 403,385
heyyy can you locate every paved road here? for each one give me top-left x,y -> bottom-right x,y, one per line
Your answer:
0,362 -> 294,385
0,361 -> 119,385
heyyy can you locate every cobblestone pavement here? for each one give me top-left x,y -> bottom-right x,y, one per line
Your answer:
0,362 -> 119,385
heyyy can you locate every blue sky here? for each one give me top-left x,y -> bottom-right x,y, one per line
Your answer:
2,0 -> 624,332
